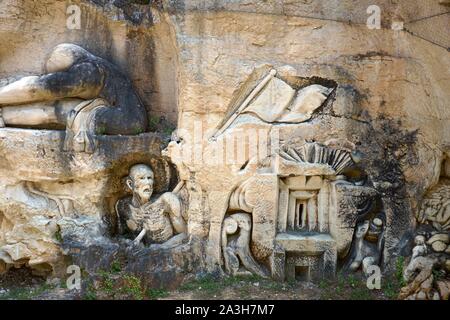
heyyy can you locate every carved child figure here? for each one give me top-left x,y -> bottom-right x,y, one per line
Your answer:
115,164 -> 187,246
345,216 -> 385,275
412,235 -> 428,260
221,213 -> 268,278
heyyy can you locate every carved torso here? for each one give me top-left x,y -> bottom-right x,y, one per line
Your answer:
140,198 -> 174,243
116,195 -> 174,244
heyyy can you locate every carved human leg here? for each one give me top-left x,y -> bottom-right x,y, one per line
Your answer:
399,256 -> 438,299
236,246 -> 268,278
0,44 -> 148,149
0,67 -> 100,106
0,76 -> 56,105
362,256 -> 376,275
223,247 -> 241,275
1,99 -> 81,128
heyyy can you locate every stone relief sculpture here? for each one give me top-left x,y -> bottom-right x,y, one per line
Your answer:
24,181 -> 77,218
278,141 -> 356,175
400,164 -> 450,300
228,179 -> 255,214
0,128 -> 164,275
270,139 -> 376,281
417,180 -> 450,231
343,216 -> 385,275
221,213 -> 268,278
399,234 -> 448,300
211,67 -> 334,139
115,164 -> 187,247
0,43 -> 148,153
0,31 -> 445,301
411,235 -> 428,260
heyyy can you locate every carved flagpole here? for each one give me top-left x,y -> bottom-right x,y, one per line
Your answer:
211,69 -> 277,140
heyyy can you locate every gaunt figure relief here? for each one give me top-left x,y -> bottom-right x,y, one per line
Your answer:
115,164 -> 187,247
0,43 -> 148,152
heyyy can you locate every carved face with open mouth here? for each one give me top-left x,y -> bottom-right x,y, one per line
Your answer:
127,164 -> 155,205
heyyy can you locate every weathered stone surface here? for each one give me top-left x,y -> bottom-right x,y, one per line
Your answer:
66,231 -> 205,291
0,128 -> 172,274
436,280 -> 450,300
431,241 -> 448,253
161,0 -> 449,282
0,0 -> 449,297
329,183 -> 379,258
0,0 -> 179,124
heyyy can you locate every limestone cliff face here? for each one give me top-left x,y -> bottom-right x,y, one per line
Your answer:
159,0 -> 449,270
0,0 -> 179,124
0,0 -> 448,288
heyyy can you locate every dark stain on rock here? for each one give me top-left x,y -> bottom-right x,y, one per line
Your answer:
88,0 -> 156,25
351,50 -> 394,61
339,84 -> 368,107
358,116 -> 419,269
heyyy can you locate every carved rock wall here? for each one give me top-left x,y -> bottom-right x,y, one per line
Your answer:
0,0 -> 179,124
0,0 -> 449,286
163,0 -> 450,272
0,128 -> 170,274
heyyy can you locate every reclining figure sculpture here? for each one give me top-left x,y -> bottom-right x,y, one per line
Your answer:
0,43 -> 148,153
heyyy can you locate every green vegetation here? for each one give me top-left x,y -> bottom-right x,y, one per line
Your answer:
121,274 -> 144,300
95,125 -> 107,135
148,115 -> 175,136
320,273 -> 382,300
84,282 -> 97,300
110,260 -> 122,273
81,269 -> 146,300
383,279 -> 401,299
179,274 -> 222,292
395,256 -> 406,287
147,288 -> 169,300
0,283 -> 54,300
54,229 -> 63,242
179,274 -> 252,292
98,270 -> 115,296
148,115 -> 160,132
179,274 -> 292,299
1,261 -> 409,300
349,287 -> 373,300
133,126 -> 144,135
379,256 -> 406,299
